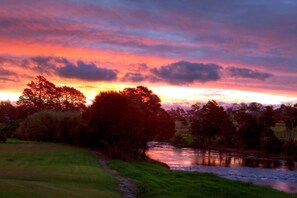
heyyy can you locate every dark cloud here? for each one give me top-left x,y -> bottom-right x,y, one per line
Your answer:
20,56 -> 117,81
57,60 -> 117,81
227,67 -> 272,80
0,67 -> 18,82
28,56 -> 57,73
122,72 -> 146,82
0,67 -> 16,76
151,61 -> 222,84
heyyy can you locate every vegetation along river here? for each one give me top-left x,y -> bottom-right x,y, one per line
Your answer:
146,142 -> 297,193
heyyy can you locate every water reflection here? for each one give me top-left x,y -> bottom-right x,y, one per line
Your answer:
146,142 -> 297,193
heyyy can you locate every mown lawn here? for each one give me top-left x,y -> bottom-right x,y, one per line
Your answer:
0,141 -> 119,198
109,160 -> 297,198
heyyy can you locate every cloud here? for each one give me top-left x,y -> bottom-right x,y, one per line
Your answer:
57,60 -> 117,81
0,67 -> 16,77
226,67 -> 272,80
20,56 -> 117,81
151,61 -> 222,84
122,72 -> 146,82
0,67 -> 18,82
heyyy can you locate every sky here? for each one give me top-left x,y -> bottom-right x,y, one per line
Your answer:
0,0 -> 296,107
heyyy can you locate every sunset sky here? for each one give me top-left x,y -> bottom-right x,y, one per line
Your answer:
0,0 -> 296,107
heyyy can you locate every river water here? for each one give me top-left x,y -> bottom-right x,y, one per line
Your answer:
146,142 -> 297,193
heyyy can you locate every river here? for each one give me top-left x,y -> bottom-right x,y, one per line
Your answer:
146,142 -> 297,193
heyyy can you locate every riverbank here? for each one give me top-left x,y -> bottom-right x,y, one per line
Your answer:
109,159 -> 297,198
171,141 -> 297,162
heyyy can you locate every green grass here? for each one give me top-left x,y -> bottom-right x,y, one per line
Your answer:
171,121 -> 193,147
109,160 -> 296,198
272,122 -> 297,141
6,138 -> 39,144
0,142 -> 119,198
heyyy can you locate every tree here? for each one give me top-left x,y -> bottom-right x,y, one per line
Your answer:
0,101 -> 17,122
17,76 -> 86,113
190,100 -> 235,146
17,76 -> 57,113
88,86 -> 175,159
57,86 -> 86,112
88,91 -> 146,159
168,107 -> 188,125
122,86 -> 175,141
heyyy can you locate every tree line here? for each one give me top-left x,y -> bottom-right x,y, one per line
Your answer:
168,100 -> 297,157
0,76 -> 174,159
0,75 -> 297,159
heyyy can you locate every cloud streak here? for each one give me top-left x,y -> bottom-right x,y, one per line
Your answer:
151,61 -> 222,84
57,61 -> 117,81
226,67 -> 272,80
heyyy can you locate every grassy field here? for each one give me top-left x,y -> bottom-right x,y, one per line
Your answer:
272,122 -> 297,141
109,160 -> 296,198
0,141 -> 119,198
170,121 -> 193,147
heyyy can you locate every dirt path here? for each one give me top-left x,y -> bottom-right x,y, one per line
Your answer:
92,151 -> 138,198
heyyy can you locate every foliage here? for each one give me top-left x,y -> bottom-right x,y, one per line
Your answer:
15,110 -> 86,144
0,143 -> 119,198
17,75 -> 86,114
109,160 -> 294,198
190,100 -> 235,146
0,101 -> 17,122
88,87 -> 175,159
122,86 -> 175,141
88,91 -> 146,159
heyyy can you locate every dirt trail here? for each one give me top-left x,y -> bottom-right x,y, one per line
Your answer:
92,151 -> 138,198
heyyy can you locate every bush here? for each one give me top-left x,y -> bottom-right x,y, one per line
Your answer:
15,110 -> 86,144
283,140 -> 297,157
261,135 -> 283,153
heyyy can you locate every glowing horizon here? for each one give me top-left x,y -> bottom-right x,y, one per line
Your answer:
0,1 -> 296,107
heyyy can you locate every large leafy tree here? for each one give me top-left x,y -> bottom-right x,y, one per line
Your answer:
88,91 -> 146,159
57,86 -> 86,112
122,86 -> 175,141
17,76 -> 86,113
17,76 -> 57,113
88,86 -> 175,159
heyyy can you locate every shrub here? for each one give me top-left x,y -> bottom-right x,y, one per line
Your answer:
15,110 -> 86,144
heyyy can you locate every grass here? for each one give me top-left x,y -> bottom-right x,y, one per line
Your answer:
109,160 -> 296,198
0,142 -> 119,198
170,121 -> 193,147
272,122 -> 297,141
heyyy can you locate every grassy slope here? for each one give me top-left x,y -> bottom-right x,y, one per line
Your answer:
0,141 -> 119,198
109,160 -> 296,198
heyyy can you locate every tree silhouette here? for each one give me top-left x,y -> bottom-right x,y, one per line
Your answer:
0,101 -> 17,122
57,86 -> 86,112
17,76 -> 57,113
190,100 -> 235,146
122,86 -> 175,141
17,76 -> 86,113
88,91 -> 146,159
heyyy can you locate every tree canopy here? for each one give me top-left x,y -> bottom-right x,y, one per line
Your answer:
17,76 -> 86,113
88,86 -> 175,159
